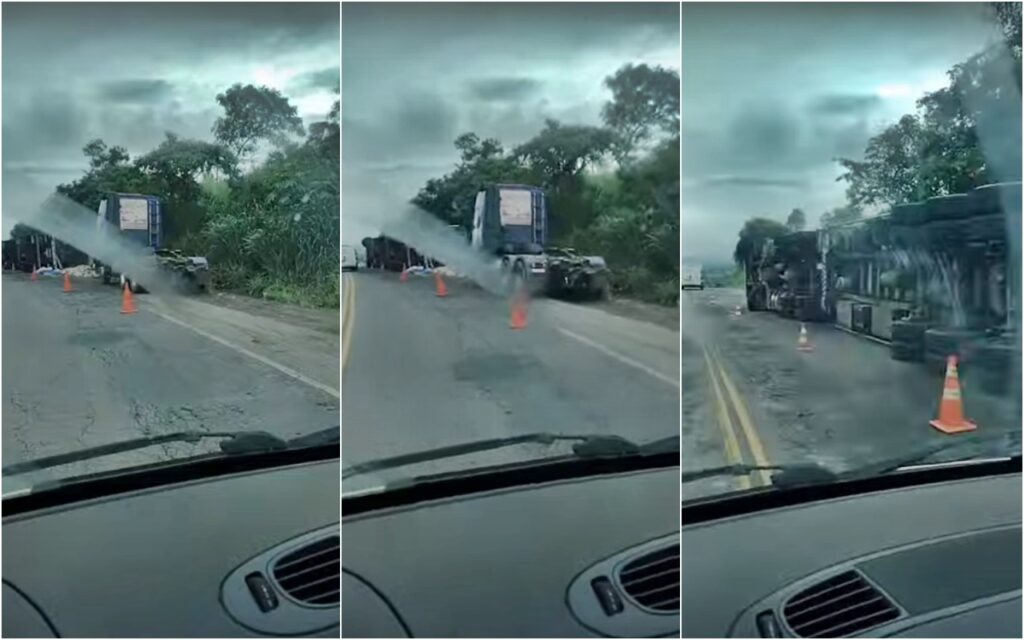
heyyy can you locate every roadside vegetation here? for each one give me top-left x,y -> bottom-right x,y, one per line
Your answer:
53,84 -> 340,308
412,64 -> 680,306
734,2 -> 1020,266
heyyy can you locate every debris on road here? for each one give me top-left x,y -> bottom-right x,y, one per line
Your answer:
63,265 -> 98,278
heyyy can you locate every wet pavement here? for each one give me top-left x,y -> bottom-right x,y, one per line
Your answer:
2,272 -> 339,483
681,287 -> 1020,501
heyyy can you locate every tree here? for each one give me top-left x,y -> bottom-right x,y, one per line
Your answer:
135,133 -> 239,238
212,84 -> 305,161
601,64 -> 680,162
733,217 -> 789,266
785,208 -> 806,232
513,119 -> 615,186
56,139 -> 149,212
819,204 -> 863,228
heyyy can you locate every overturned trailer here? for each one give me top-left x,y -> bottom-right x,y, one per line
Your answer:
745,182 -> 1020,392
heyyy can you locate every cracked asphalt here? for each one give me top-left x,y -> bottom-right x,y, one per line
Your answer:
341,270 -> 679,483
681,287 -> 1020,501
2,272 -> 339,482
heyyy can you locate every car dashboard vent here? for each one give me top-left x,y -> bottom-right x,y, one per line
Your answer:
782,570 -> 899,637
271,534 -> 340,606
617,542 -> 679,612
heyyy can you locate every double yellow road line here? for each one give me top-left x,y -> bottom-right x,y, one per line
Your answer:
342,275 -> 356,372
703,345 -> 773,488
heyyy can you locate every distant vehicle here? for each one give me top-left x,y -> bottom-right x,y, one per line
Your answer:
94,193 -> 209,294
471,184 -> 609,299
681,263 -> 704,290
342,244 -> 359,271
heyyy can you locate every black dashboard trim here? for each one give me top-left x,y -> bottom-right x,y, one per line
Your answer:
342,568 -> 415,638
681,457 -> 1021,525
343,451 -> 679,515
2,579 -> 62,638
3,444 -> 340,517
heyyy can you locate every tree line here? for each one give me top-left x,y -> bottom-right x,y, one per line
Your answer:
49,83 -> 340,307
412,63 -> 681,306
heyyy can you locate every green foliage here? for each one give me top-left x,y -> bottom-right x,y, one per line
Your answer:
733,217 -> 789,266
212,84 -> 306,160
412,63 -> 679,306
600,63 -> 680,162
785,208 -> 806,232
55,89 -> 339,309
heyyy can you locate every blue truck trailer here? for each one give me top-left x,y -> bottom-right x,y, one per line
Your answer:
470,184 -> 609,299
95,193 -> 209,293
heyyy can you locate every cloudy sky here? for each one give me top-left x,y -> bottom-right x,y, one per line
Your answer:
681,2 -> 1005,264
342,2 -> 680,239
2,2 -> 338,203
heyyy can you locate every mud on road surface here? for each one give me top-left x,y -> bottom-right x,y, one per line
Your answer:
2,273 -> 339,481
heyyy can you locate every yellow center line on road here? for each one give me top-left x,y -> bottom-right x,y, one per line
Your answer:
703,347 -> 752,491
342,275 -> 356,373
709,345 -> 773,487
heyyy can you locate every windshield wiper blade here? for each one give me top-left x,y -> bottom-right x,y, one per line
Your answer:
342,432 -> 646,481
841,430 -> 1022,480
681,463 -> 838,487
2,430 -> 287,475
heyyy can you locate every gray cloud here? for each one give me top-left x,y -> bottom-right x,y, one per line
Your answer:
98,80 -> 174,105
680,2 -> 1002,262
3,3 -> 338,195
467,77 -> 543,102
693,176 -> 806,190
810,93 -> 883,115
291,66 -> 340,93
343,1 -> 680,229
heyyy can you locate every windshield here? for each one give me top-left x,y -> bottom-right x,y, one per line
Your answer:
2,3 -> 341,494
341,2 -> 681,493
680,3 -> 1021,501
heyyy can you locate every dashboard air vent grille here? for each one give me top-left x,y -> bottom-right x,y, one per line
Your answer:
618,543 -> 679,612
783,570 -> 899,637
271,535 -> 339,606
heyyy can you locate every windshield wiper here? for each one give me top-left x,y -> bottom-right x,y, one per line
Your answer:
2,430 -> 292,476
681,463 -> 838,488
841,430 -> 1021,479
342,432 -> 668,481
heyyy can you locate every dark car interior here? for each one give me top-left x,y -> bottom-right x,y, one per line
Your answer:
681,461 -> 1022,638
2,446 -> 339,638
342,459 -> 679,638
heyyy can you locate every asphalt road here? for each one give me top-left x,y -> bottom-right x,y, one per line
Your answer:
341,270 -> 679,480
681,287 -> 1020,501
2,272 -> 339,482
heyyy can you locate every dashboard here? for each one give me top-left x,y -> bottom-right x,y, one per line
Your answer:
2,458 -> 340,638
342,466 -> 680,638
681,472 -> 1021,638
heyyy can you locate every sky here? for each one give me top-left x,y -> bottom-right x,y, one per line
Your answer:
342,2 -> 681,240
2,1 -> 339,220
681,2 -> 1005,264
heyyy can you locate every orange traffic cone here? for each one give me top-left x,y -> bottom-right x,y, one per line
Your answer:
930,355 -> 976,434
797,323 -> 813,352
399,266 -> 409,283
434,271 -> 448,297
30,269 -> 38,282
509,288 -> 529,330
120,283 -> 138,315
63,272 -> 73,293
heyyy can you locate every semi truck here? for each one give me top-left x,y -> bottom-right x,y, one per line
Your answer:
742,182 -> 1020,393
94,193 -> 210,293
470,184 -> 609,299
